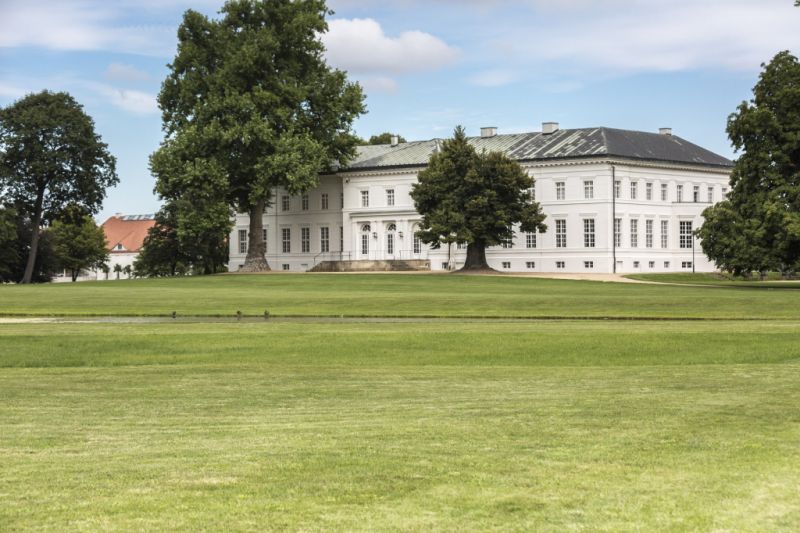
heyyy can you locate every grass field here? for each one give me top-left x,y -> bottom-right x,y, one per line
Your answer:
1,274 -> 799,530
626,272 -> 800,288
1,272 -> 800,318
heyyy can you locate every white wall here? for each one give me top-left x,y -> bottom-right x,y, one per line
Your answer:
229,159 -> 730,273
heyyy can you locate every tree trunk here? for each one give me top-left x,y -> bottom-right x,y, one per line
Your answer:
461,241 -> 491,271
240,199 -> 270,272
71,269 -> 78,282
21,191 -> 45,284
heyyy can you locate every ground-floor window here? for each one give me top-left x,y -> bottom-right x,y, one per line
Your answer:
679,221 -> 693,249
238,229 -> 247,254
320,227 -> 329,253
387,233 -> 394,255
583,218 -> 595,248
661,220 -> 669,248
282,228 -> 291,253
413,233 -> 421,254
526,232 -> 536,249
301,227 -> 310,253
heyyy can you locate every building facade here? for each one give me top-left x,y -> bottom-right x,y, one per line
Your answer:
229,124 -> 732,273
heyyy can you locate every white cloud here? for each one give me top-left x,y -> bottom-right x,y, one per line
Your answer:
0,0 -> 175,56
323,18 -> 459,75
79,81 -> 158,114
487,0 -> 800,75
469,69 -> 518,87
359,76 -> 399,93
104,63 -> 151,83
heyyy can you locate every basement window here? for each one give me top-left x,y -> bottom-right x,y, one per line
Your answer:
556,261 -> 565,269
502,262 -> 511,269
682,261 -> 692,269
664,261 -> 670,268
526,261 -> 535,269
282,264 -> 290,271
584,261 -> 594,269
649,261 -> 655,268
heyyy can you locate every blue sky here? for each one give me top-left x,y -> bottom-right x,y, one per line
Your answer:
1,0 -> 799,222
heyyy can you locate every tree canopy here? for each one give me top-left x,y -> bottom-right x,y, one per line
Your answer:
50,208 -> 108,282
698,51 -> 800,276
0,90 -> 117,283
153,0 -> 365,272
366,132 -> 407,145
410,126 -> 547,270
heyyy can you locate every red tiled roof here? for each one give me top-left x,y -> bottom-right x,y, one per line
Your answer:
101,215 -> 156,253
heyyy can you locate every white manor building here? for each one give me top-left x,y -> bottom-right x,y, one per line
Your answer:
229,123 -> 733,273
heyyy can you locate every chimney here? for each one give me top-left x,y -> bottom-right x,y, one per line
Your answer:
390,135 -> 399,146
480,126 -> 497,138
659,127 -> 673,136
542,122 -> 559,134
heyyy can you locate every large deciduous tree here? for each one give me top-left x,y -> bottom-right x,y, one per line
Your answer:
0,91 -> 117,283
153,0 -> 365,272
50,208 -> 109,282
366,132 -> 406,145
411,126 -> 547,270
698,51 -> 800,276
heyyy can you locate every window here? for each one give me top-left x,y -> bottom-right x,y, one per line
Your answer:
614,180 -> 621,199
302,194 -> 309,211
646,182 -> 653,200
555,219 -> 567,248
584,180 -> 594,199
664,261 -> 670,268
614,218 -> 622,248
556,261 -> 565,269
707,187 -> 713,203
457,242 -> 467,250
645,219 -> 653,248
442,262 -> 449,270
361,190 -> 369,208
301,227 -> 310,253
339,226 -> 343,252
661,220 -> 669,248
262,228 -> 268,253
630,181 -> 638,199
649,261 -> 655,268
361,224 -> 370,255
282,228 -> 291,253
386,189 -> 395,206
630,219 -> 638,248
677,185 -> 683,202
238,229 -> 247,254
501,228 -> 513,248
722,187 -> 728,198
528,186 -> 536,201
584,261 -> 594,269
526,232 -> 537,249
526,261 -> 535,269
583,218 -> 595,248
661,183 -> 668,201
281,195 -> 290,211
282,264 -> 290,271
693,185 -> 700,202
682,261 -> 693,269
320,227 -> 329,253
556,182 -> 565,200
341,192 -> 344,208
502,262 -> 511,269
413,233 -> 421,254
633,261 -> 640,268
679,221 -> 693,249
386,224 -> 395,255
321,193 -> 329,210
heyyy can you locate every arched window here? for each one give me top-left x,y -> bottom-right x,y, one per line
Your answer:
387,223 -> 396,232
361,224 -> 371,233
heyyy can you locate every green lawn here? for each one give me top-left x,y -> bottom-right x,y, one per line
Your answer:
1,272 -> 800,318
1,320 -> 799,531
2,275 -> 799,530
627,272 -> 800,288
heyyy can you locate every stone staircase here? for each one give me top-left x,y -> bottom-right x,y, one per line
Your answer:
309,259 -> 431,272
